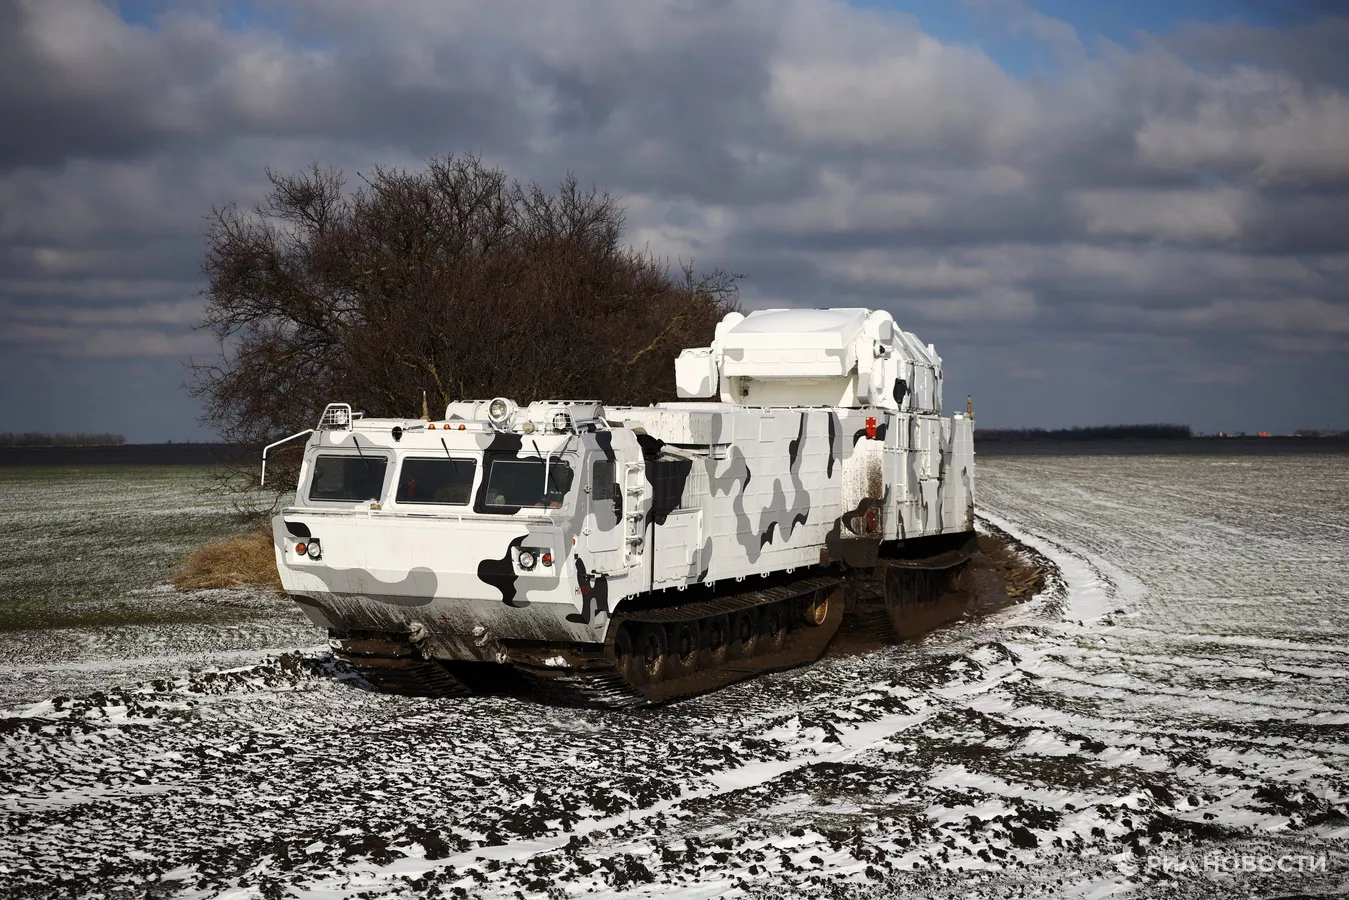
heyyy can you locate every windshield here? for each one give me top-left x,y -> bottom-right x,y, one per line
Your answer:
396,457 -> 476,505
481,457 -> 574,511
308,454 -> 388,502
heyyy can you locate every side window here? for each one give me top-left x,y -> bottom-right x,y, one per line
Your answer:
592,459 -> 621,516
309,455 -> 388,502
482,458 -> 573,511
396,458 -> 476,505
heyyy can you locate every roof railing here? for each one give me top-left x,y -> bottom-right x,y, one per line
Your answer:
318,403 -> 354,431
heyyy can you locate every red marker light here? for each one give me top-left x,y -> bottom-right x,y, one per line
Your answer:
295,542 -> 307,555
866,417 -> 877,439
458,424 -> 466,431
541,552 -> 553,567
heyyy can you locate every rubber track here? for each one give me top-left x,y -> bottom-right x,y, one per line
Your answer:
839,601 -> 899,644
882,542 -> 976,571
334,639 -> 472,699
862,550 -> 975,643
517,667 -> 647,709
619,576 -> 841,623
331,555 -> 966,706
516,575 -> 843,708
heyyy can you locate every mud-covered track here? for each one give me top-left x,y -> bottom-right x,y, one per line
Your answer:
333,549 -> 999,708
332,633 -> 472,698
517,576 -> 846,707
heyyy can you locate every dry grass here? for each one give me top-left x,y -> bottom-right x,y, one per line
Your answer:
974,532 -> 1051,600
173,527 -> 283,592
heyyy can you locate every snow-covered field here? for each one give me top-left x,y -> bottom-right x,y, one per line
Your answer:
1,454 -> 1347,898
0,467 -> 317,708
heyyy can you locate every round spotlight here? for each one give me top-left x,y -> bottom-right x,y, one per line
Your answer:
517,549 -> 537,570
306,540 -> 322,560
552,412 -> 571,433
487,397 -> 513,424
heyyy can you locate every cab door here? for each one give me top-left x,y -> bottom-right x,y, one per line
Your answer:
584,450 -> 626,572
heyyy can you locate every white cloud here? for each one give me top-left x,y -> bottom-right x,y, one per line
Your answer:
810,249 -> 1005,293
0,320 -> 215,357
1133,67 -> 1349,182
0,0 -> 1347,432
5,297 -> 203,325
1174,295 -> 1349,334
767,13 -> 1036,155
1072,188 -> 1248,242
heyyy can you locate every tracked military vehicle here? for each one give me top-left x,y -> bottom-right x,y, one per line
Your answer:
268,308 -> 975,706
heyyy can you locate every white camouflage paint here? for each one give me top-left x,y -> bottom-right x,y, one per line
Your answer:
272,308 -> 975,660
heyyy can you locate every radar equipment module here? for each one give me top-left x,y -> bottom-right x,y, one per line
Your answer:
269,308 -> 976,706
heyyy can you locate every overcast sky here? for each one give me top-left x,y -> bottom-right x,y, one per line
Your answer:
1,0 -> 1346,440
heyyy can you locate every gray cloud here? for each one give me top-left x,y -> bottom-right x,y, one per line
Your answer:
1,0 -> 1347,439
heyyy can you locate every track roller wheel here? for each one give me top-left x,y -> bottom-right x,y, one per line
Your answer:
635,623 -> 669,683
669,620 -> 700,678
759,603 -> 787,654
730,607 -> 761,658
700,614 -> 730,668
803,587 -> 833,627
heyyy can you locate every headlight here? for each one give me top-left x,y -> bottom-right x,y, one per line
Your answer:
487,397 -> 514,425
552,412 -> 571,433
306,539 -> 323,560
517,549 -> 537,570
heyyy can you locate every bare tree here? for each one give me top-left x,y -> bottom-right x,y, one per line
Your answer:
189,155 -> 740,507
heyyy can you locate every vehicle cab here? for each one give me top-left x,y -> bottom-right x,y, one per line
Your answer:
267,400 -> 647,657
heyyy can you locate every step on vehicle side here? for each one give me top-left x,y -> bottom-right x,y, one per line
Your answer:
268,308 -> 977,706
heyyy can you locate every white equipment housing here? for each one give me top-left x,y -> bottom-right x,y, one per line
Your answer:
676,308 -> 943,413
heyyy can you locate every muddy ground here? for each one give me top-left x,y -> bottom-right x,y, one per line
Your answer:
2,455 -> 1347,898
